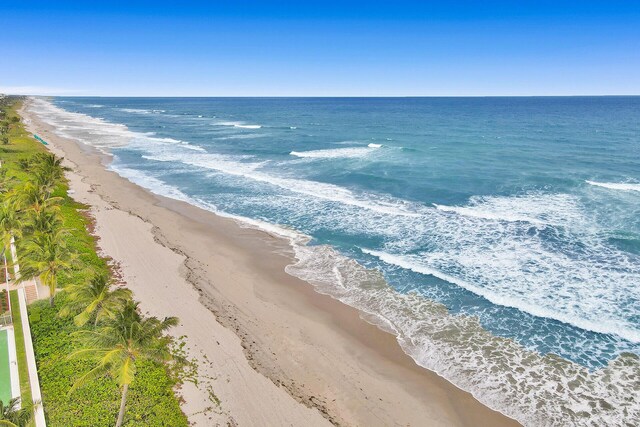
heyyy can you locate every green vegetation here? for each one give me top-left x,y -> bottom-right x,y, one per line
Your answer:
59,271 -> 132,327
0,97 -> 188,426
71,300 -> 179,427
30,295 -> 186,427
0,290 -> 8,313
20,226 -> 78,306
8,291 -> 31,407
0,397 -> 33,427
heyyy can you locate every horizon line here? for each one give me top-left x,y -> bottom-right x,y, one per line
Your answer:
11,94 -> 640,98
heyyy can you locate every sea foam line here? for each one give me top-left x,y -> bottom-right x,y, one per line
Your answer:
142,152 -> 420,217
29,98 -> 206,152
111,163 -> 309,247
362,248 -> 640,343
290,145 -> 380,159
120,108 -> 166,114
215,121 -> 262,129
433,203 -> 545,225
586,180 -> 640,192
288,243 -> 640,427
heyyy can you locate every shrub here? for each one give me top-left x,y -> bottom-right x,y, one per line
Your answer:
29,295 -> 188,427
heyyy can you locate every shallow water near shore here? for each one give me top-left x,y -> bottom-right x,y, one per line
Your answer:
29,96 -> 640,426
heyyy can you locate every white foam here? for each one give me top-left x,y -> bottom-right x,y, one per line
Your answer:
368,143 -> 382,148
586,180 -> 640,192
398,192 -> 640,345
112,163 -> 307,246
235,124 -> 261,129
28,99 -> 205,153
142,151 -> 419,217
215,121 -> 262,129
225,213 -> 308,244
433,193 -> 587,227
290,145 -> 380,159
434,203 -> 543,224
281,189 -> 639,345
110,165 -> 197,204
120,108 -> 165,114
286,241 -> 640,427
362,249 -> 640,343
216,133 -> 267,140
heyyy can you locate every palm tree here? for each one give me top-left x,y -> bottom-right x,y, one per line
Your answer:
23,206 -> 63,235
0,201 -> 22,252
0,201 -> 22,280
0,398 -> 32,427
32,153 -> 68,194
0,170 -> 13,194
9,181 -> 61,216
60,271 -> 132,326
18,227 -> 78,306
16,159 -> 31,172
71,301 -> 178,427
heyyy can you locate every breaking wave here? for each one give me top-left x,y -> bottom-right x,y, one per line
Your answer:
290,145 -> 380,159
28,98 -> 205,152
586,180 -> 640,192
215,121 -> 262,129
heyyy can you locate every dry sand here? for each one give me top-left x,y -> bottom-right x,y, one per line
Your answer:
20,99 -> 519,427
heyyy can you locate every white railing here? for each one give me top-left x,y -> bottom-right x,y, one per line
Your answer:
17,287 -> 46,426
0,312 -> 11,327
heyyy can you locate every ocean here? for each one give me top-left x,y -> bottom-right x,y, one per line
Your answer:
30,97 -> 640,426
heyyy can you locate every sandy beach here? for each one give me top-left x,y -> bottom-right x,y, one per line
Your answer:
20,99 -> 519,427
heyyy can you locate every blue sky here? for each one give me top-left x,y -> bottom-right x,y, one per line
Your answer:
1,1 -> 639,96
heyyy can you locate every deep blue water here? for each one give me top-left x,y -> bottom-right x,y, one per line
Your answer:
36,97 -> 640,425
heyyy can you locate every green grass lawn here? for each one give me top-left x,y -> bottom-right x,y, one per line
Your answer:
0,100 -> 47,178
9,290 -> 32,407
0,328 -> 11,405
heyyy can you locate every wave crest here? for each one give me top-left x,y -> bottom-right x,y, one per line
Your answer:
215,121 -> 262,129
586,180 -> 640,192
290,145 -> 380,159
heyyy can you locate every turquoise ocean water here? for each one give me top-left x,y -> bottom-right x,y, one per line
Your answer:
32,97 -> 640,426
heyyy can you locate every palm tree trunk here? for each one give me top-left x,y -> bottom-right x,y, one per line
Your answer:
3,253 -> 10,317
49,276 -> 56,307
116,383 -> 129,427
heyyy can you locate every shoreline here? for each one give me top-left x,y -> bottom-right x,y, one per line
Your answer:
21,99 -> 519,426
